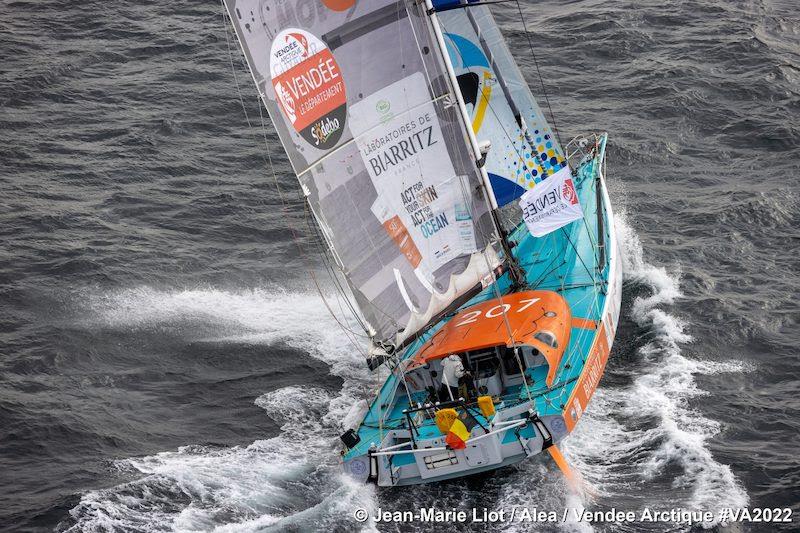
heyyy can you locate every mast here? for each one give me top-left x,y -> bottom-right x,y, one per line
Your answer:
423,0 -> 526,288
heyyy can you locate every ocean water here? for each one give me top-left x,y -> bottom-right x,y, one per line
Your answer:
1,0 -> 798,532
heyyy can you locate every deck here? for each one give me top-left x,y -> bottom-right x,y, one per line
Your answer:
344,136 -> 611,461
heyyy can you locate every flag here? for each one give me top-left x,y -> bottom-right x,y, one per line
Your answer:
445,418 -> 471,450
519,166 -> 583,237
435,408 -> 458,434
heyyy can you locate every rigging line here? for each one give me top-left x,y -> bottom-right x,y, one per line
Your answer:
221,4 -> 275,195
596,137 -> 610,271
304,206 -> 372,339
574,145 -> 602,265
513,0 -> 562,148
324,259 -> 364,335
530,256 -> 566,290
560,288 -> 598,364
329,273 -> 366,337
571,152 -> 600,261
555,330 -> 598,403
314,251 -> 369,345
303,204 -> 348,295
556,270 -> 604,377
333,289 -> 368,343
252,66 -> 370,346
310,268 -> 368,354
304,203 -> 365,326
578,200 -> 600,269
534,282 -> 597,291
560,226 -> 597,286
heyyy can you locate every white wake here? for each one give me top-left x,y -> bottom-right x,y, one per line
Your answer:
66,287 -> 380,532
488,212 -> 748,533
559,213 -> 749,530
67,213 -> 748,532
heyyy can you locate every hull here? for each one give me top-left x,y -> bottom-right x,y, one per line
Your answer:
342,134 -> 621,486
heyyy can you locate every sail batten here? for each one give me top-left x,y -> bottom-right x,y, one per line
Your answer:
224,0 -> 505,347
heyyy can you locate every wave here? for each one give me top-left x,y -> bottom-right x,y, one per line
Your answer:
487,213 -> 749,533
563,214 -> 749,530
64,287 -> 379,532
66,211 -> 749,531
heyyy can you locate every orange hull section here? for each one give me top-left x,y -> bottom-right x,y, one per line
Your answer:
563,321 -> 611,432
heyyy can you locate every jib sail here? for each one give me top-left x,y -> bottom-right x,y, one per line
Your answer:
435,2 -> 568,206
223,0 -> 504,348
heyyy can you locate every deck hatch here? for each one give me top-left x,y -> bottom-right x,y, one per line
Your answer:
423,451 -> 458,469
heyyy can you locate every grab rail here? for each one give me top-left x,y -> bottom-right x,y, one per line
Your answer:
371,419 -> 528,457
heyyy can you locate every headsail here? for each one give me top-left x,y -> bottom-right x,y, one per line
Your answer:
223,0 -> 503,349
435,3 -> 568,206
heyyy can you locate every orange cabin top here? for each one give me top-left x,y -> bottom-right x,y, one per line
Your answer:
407,290 -> 573,387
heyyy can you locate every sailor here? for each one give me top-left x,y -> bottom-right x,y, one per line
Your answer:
440,354 -> 468,402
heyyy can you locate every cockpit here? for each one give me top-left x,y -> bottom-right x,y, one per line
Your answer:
402,343 -> 553,405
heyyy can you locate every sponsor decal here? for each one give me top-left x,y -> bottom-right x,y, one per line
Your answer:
550,417 -> 566,434
310,116 -> 341,147
564,324 -> 609,431
604,309 -> 615,347
321,0 -> 356,11
573,399 -> 582,420
352,73 -> 477,277
384,214 -> 423,268
519,166 -> 583,237
349,458 -> 367,475
364,125 -> 437,179
269,28 -> 347,150
376,99 -> 393,124
562,178 -> 579,205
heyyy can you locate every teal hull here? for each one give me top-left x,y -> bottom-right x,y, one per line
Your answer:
343,134 -> 622,485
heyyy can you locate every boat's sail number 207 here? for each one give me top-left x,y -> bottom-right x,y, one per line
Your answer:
455,298 -> 541,327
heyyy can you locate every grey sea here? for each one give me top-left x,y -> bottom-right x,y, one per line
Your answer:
1,0 -> 798,532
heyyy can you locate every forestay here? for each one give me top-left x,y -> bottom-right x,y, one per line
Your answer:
435,3 -> 567,206
223,0 -> 503,348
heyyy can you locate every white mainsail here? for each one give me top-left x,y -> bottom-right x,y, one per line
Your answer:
223,0 -> 504,349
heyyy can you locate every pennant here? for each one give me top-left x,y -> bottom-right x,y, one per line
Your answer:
519,166 -> 583,237
445,418 -> 471,450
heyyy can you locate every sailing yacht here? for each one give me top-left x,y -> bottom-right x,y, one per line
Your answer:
223,0 -> 621,487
